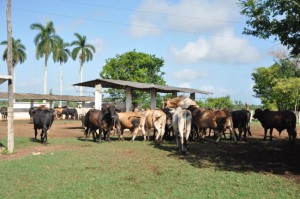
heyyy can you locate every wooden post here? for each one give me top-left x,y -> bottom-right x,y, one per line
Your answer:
172,92 -> 177,98
125,87 -> 132,112
189,93 -> 195,100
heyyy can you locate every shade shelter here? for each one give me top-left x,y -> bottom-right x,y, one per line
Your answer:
73,78 -> 212,111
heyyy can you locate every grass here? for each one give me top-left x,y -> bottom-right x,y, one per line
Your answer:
0,135 -> 299,199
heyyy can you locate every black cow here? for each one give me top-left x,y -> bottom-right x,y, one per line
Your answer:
29,107 -> 38,123
1,107 -> 7,121
101,104 -> 121,142
62,108 -> 78,120
253,109 -> 297,143
82,109 -> 103,142
33,108 -> 55,144
232,110 -> 252,141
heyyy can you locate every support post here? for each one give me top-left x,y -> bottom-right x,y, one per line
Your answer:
125,87 -> 132,112
95,84 -> 102,110
7,107 -> 14,152
189,93 -> 195,100
150,89 -> 156,109
172,92 -> 177,98
30,99 -> 34,108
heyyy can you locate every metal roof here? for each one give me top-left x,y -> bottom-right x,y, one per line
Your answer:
73,78 -> 212,95
0,75 -> 12,85
0,92 -> 95,102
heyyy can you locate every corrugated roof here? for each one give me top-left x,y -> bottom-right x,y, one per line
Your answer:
0,92 -> 94,102
73,78 -> 212,95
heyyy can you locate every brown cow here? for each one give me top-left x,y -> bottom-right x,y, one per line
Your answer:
82,109 -> 105,143
117,111 -> 143,141
253,109 -> 297,143
53,107 -> 64,119
164,95 -> 198,109
188,105 -> 237,143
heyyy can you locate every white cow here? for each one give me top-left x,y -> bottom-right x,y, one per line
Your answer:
170,107 -> 192,154
75,107 -> 90,120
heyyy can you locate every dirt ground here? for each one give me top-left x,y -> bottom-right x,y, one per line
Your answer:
0,119 -> 300,184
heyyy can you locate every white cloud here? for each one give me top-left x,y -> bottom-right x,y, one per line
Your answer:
178,82 -> 191,88
130,0 -> 240,37
90,38 -> 105,55
170,29 -> 261,64
57,19 -> 86,33
200,85 -> 233,97
173,68 -> 208,81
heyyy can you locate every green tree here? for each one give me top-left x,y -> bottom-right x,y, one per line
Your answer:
272,78 -> 300,111
71,33 -> 96,96
53,38 -> 70,106
239,0 -> 300,56
204,96 -> 234,109
1,37 -> 26,92
252,59 -> 300,110
30,21 -> 60,95
100,50 -> 166,107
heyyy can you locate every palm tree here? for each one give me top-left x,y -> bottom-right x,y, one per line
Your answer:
71,33 -> 96,96
1,37 -> 26,93
30,21 -> 60,95
53,38 -> 70,107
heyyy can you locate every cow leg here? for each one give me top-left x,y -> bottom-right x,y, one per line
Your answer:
40,130 -> 44,143
229,127 -> 237,143
106,128 -> 111,142
263,128 -> 268,141
131,127 -> 140,141
44,128 -> 48,144
237,128 -> 242,140
269,128 -> 273,141
215,130 -> 222,143
34,127 -> 38,140
173,130 -> 180,151
84,127 -> 89,141
98,128 -> 102,143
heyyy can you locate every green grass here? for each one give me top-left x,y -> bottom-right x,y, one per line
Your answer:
0,137 -> 299,199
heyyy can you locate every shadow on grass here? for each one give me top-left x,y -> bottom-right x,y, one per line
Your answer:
154,136 -> 300,178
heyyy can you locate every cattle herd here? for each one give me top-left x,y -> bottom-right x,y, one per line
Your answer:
1,95 -> 298,153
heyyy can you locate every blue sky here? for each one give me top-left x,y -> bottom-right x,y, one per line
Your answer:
0,0 -> 282,104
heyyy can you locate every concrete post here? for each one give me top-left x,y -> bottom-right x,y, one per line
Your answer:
150,89 -> 156,109
30,99 -> 34,107
95,84 -> 102,110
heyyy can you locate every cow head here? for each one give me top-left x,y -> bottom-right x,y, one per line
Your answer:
253,108 -> 263,119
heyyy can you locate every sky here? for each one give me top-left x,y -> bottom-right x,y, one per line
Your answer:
0,0 -> 282,105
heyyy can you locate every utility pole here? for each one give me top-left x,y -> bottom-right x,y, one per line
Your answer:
6,0 -> 14,153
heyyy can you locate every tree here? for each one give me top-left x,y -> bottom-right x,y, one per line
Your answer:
100,50 -> 166,107
30,21 -> 60,95
53,38 -> 70,106
239,0 -> 300,56
1,37 -> 26,92
71,33 -> 96,96
251,58 -> 300,110
204,96 -> 234,109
